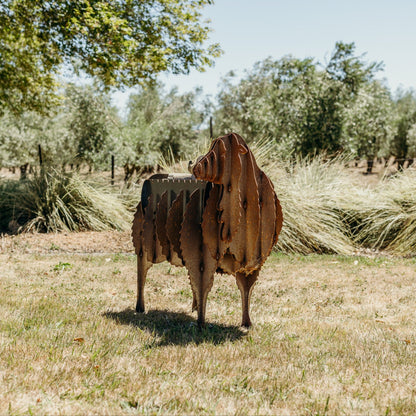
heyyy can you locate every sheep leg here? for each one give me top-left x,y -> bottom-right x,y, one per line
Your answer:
180,189 -> 217,328
192,290 -> 198,312
136,255 -> 151,313
235,271 -> 259,327
196,267 -> 215,328
190,247 -> 215,328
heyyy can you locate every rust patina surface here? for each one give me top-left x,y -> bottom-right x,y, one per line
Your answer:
132,133 -> 283,327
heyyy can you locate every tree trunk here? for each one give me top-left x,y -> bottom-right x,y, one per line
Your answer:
397,158 -> 405,171
19,163 -> 29,180
124,163 -> 136,183
366,159 -> 374,174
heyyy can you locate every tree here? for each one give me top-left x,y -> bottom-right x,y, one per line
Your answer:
0,84 -> 119,174
325,42 -> 382,95
390,89 -> 416,168
0,109 -> 70,176
407,124 -> 416,160
65,84 -> 119,169
0,0 -> 221,114
122,84 -> 207,163
341,81 -> 395,168
215,57 -> 318,157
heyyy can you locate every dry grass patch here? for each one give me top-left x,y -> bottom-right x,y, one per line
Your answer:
1,250 -> 416,415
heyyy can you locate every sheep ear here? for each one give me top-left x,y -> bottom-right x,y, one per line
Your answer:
231,133 -> 249,154
218,138 -> 227,155
237,142 -> 248,154
202,184 -> 228,261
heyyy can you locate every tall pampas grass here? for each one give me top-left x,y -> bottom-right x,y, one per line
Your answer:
0,170 -> 130,233
349,169 -> 416,255
267,156 -> 357,255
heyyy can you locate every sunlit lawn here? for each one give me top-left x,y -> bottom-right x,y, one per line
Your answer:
1,250 -> 416,415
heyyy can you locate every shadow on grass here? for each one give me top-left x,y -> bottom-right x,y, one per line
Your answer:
104,308 -> 246,346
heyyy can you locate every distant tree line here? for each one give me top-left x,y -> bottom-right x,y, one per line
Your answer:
1,42 -> 416,177
0,83 -> 209,179
214,42 -> 416,168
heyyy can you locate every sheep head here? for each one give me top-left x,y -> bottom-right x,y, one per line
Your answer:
192,133 -> 248,184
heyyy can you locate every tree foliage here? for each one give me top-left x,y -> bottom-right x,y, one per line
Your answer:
0,110 -> 68,168
0,84 -> 119,170
2,39 -> 416,175
215,42 -> 386,158
0,0 -> 221,114
65,84 -> 119,168
390,89 -> 416,161
342,81 -> 394,159
0,83 -> 208,173
119,84 -> 208,167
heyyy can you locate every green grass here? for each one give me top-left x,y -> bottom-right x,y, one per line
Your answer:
1,249 -> 416,415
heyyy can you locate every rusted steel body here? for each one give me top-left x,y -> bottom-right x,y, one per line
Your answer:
132,133 -> 283,327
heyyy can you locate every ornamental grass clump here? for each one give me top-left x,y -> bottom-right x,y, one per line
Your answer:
0,170 -> 130,233
350,169 -> 416,256
268,156 -> 356,255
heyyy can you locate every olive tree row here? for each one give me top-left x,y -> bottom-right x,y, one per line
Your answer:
0,83 -> 209,177
214,42 -> 416,166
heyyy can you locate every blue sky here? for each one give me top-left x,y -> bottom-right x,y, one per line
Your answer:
113,0 -> 416,112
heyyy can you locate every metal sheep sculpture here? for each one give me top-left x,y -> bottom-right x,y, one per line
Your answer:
132,133 -> 283,327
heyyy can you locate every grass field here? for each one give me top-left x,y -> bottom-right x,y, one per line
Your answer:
1,234 -> 416,415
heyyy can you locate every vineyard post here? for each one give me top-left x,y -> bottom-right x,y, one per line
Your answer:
38,144 -> 43,166
111,155 -> 115,185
